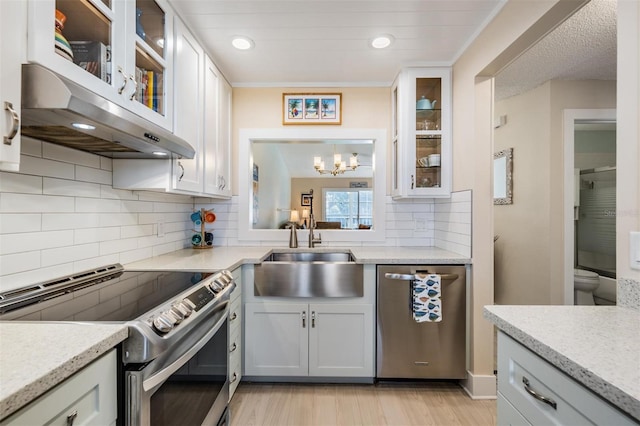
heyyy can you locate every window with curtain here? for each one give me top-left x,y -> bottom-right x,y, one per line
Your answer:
323,189 -> 373,229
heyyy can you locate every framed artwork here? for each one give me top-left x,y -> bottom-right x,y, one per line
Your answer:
301,193 -> 313,206
283,93 -> 342,125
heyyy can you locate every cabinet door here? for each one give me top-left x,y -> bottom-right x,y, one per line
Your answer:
393,67 -> 451,198
0,0 -> 24,171
203,56 -> 220,195
172,17 -> 204,193
244,303 -> 308,376
216,77 -> 233,198
308,304 -> 374,377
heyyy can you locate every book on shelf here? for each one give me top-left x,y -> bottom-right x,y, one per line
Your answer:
69,41 -> 111,84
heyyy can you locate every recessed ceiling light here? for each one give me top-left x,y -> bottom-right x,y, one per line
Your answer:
72,122 -> 95,130
371,35 -> 394,49
232,36 -> 254,50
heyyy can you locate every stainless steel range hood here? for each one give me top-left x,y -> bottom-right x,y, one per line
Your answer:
21,64 -> 195,159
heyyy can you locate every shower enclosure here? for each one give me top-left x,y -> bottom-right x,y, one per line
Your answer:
576,166 -> 616,278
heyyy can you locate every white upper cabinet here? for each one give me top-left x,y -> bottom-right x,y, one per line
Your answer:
392,68 -> 452,198
27,0 -> 174,131
0,0 -> 25,171
172,17 -> 204,193
112,18 -> 232,198
203,57 -> 232,198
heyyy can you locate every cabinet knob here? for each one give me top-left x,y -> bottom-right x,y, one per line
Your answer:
3,102 -> 19,145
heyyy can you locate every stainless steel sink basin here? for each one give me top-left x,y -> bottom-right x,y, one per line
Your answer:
263,251 -> 354,262
255,251 -> 363,297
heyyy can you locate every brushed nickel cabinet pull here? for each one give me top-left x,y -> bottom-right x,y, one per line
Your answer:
522,376 -> 557,410
129,75 -> 138,101
178,162 -> 185,181
230,372 -> 238,383
230,312 -> 238,321
117,66 -> 128,94
66,410 -> 78,426
4,102 -> 19,145
302,311 -> 306,328
311,311 -> 316,328
229,342 -> 237,353
384,272 -> 459,281
411,174 -> 414,189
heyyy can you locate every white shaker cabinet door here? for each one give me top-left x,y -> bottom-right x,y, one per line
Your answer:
308,303 -> 374,377
244,303 -> 309,377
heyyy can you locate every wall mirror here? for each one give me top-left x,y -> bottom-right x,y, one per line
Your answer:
494,147 -> 513,204
238,128 -> 387,244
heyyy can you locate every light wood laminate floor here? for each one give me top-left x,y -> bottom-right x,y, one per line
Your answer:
229,382 -> 496,426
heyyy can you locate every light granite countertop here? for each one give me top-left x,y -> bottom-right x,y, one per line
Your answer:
484,305 -> 640,421
125,245 -> 471,271
0,323 -> 128,420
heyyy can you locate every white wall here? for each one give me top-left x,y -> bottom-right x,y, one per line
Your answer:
0,138 -> 195,292
616,0 -> 640,309
493,80 -> 617,306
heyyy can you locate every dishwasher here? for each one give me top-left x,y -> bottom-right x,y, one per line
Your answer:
377,265 -> 466,379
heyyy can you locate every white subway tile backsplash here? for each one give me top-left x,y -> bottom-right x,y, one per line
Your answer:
98,212 -> 139,227
0,193 -> 75,213
0,214 -> 42,234
75,165 -> 112,185
74,227 -> 122,244
122,200 -> 154,213
73,254 -> 120,273
121,224 -> 154,239
43,213 -> 99,231
100,238 -> 139,256
41,243 -> 100,267
43,177 -> 101,198
0,230 -> 74,255
0,252 -> 42,278
42,142 -> 101,169
0,172 -> 42,194
100,157 -> 113,172
100,185 -> 139,201
19,155 -> 75,179
434,211 -> 472,224
76,197 -> 121,213
20,137 -> 43,157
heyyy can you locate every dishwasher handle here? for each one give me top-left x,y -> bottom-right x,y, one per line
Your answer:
384,272 -> 459,281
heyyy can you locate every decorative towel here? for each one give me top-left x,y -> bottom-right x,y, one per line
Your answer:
412,273 -> 442,322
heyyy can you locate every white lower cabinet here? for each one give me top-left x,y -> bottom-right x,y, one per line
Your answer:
1,349 -> 117,426
244,302 -> 373,378
497,331 -> 636,426
228,267 -> 243,400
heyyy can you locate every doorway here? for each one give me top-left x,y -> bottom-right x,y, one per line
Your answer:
563,109 -> 616,304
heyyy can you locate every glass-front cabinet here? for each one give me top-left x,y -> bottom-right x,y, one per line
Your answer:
27,0 -> 173,130
391,68 -> 451,198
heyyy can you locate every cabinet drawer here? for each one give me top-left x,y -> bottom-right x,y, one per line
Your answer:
2,350 -> 117,426
498,392 -> 531,426
229,295 -> 242,335
229,349 -> 242,399
498,332 -> 636,425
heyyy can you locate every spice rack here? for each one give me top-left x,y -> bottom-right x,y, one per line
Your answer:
191,207 -> 215,249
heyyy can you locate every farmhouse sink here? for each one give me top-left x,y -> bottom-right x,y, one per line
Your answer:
255,251 -> 363,297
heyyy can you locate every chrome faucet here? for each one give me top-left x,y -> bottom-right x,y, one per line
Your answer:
308,214 -> 322,248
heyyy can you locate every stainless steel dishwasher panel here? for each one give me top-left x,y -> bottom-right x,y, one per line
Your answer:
376,265 -> 466,379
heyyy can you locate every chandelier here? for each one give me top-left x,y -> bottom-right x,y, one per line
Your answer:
313,152 -> 359,176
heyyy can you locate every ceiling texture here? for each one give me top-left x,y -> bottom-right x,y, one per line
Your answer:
170,0 -> 616,95
169,0 -> 505,86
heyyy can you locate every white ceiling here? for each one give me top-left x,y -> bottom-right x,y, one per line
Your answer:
494,0 -> 617,100
169,0 -> 616,94
169,0 -> 506,86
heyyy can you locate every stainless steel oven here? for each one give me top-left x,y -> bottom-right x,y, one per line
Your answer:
0,264 -> 235,426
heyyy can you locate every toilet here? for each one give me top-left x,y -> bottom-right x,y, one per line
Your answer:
574,269 -> 600,305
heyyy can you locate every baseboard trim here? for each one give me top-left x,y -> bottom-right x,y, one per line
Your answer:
460,371 -> 497,399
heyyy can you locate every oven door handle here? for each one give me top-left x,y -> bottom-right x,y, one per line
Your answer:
143,306 -> 229,392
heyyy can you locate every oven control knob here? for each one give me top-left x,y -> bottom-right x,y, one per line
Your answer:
209,281 -> 223,293
169,306 -> 185,323
152,314 -> 175,334
182,298 -> 196,311
175,301 -> 192,317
